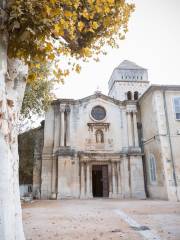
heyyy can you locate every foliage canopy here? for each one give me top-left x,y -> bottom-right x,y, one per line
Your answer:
5,0 -> 134,116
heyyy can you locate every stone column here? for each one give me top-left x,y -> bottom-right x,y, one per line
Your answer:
86,163 -> 92,198
130,156 -> 146,199
117,161 -> 122,198
54,105 -> 60,150
60,105 -> 65,146
65,105 -> 71,146
51,106 -> 59,199
133,112 -> 139,147
51,156 -> 57,199
80,162 -> 85,198
112,162 -> 117,197
121,156 -> 130,198
108,163 -> 112,198
127,112 -> 133,147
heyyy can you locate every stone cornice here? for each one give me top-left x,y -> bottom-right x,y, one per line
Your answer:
138,84 -> 180,103
51,92 -> 124,107
108,79 -> 149,94
87,122 -> 110,131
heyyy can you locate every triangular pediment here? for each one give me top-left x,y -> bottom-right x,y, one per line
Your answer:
52,92 -> 122,106
76,91 -> 121,105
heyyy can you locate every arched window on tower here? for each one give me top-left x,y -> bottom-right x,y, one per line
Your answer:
127,91 -> 132,100
95,129 -> 104,143
134,91 -> 139,100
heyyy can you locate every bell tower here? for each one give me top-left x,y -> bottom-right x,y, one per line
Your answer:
108,60 -> 149,101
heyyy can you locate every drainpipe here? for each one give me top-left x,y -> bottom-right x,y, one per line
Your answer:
162,90 -> 178,194
138,104 -> 148,197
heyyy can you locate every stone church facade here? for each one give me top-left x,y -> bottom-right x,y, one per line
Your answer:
32,60 -> 180,201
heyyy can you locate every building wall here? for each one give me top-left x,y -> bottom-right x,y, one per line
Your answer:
18,124 -> 44,198
164,91 -> 180,200
39,93 -> 145,200
139,91 -> 168,199
70,98 -> 126,152
18,130 -> 35,185
109,81 -> 149,101
33,124 -> 44,198
139,88 -> 180,201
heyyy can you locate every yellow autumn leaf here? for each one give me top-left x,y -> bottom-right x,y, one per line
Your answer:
107,0 -> 114,4
88,0 -> 95,4
35,63 -> 41,69
45,5 -> 51,15
92,21 -> 99,29
82,10 -> 89,19
82,47 -> 91,57
28,73 -> 36,83
48,53 -> 55,60
64,11 -> 72,18
75,64 -> 81,73
78,21 -> 85,31
45,43 -> 53,51
74,2 -> 79,9
50,0 -> 57,4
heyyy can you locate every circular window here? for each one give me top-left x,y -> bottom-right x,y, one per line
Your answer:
91,105 -> 106,121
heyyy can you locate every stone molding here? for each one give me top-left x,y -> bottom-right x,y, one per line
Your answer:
57,147 -> 75,157
60,104 -> 66,112
65,104 -> 71,113
78,151 -> 125,163
54,104 -> 59,115
126,104 -> 137,113
52,92 -> 124,106
87,122 -> 110,131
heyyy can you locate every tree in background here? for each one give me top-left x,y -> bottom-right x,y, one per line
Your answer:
0,0 -> 134,239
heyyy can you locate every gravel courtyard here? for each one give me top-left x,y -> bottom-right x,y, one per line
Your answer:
23,199 -> 180,240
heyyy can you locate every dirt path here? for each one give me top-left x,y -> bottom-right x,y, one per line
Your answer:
23,199 -> 180,240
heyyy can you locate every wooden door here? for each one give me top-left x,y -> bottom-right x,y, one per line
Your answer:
102,165 -> 109,197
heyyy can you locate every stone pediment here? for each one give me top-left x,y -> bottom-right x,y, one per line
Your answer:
76,91 -> 122,106
52,91 -> 123,106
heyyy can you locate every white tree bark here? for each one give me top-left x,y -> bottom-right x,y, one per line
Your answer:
0,17 -> 28,240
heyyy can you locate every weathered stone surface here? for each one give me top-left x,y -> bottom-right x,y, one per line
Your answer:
38,60 -> 147,200
18,122 -> 44,198
139,85 -> 180,201
19,60 -> 180,201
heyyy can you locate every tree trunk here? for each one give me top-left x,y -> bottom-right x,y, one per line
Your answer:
0,27 -> 28,240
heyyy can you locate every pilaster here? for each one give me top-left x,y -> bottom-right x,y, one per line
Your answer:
80,162 -> 85,199
60,104 -> 65,147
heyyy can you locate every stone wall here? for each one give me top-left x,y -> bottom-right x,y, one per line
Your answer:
139,87 -> 180,201
18,129 -> 36,185
18,122 -> 44,198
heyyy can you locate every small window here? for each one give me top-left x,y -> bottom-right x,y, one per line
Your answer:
134,91 -> 139,100
174,97 -> 180,120
149,154 -> 157,183
127,91 -> 132,100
